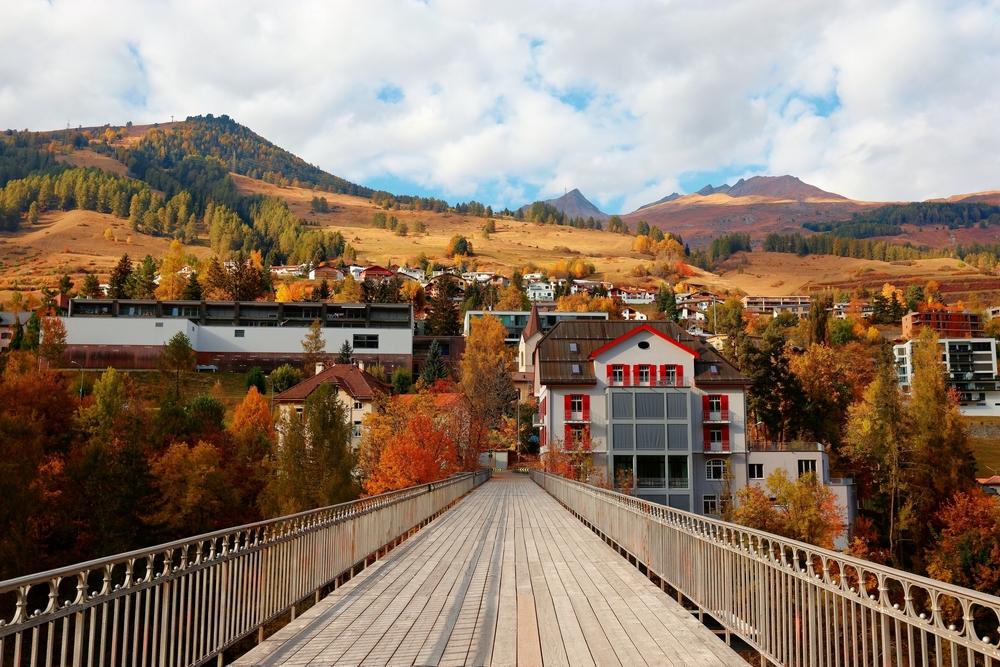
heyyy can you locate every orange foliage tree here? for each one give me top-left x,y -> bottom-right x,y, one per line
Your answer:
925,489 -> 1000,595
732,470 -> 844,548
364,413 -> 459,494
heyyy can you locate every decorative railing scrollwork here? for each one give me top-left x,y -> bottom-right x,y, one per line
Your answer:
531,470 -> 1000,667
0,469 -> 490,667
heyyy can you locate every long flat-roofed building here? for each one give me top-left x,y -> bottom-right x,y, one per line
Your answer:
63,298 -> 413,371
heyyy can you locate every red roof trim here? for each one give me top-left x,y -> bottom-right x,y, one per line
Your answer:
587,324 -> 701,360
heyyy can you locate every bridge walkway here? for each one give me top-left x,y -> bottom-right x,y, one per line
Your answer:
234,474 -> 744,666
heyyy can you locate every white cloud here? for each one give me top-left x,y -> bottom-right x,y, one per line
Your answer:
1,0 -> 998,210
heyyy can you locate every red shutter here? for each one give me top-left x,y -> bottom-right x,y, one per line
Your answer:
564,394 -> 572,418
632,364 -> 641,386
658,364 -> 667,386
606,364 -> 613,385
676,364 -> 684,387
564,424 -> 572,446
702,425 -> 711,452
541,397 -> 546,418
540,428 -> 546,447
623,365 -> 631,386
582,395 -> 590,421
721,394 -> 729,417
722,425 -> 730,451
702,394 -> 710,415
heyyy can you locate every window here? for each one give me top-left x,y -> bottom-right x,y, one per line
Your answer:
354,401 -> 363,410
570,395 -> 583,414
638,365 -> 651,384
706,458 -> 726,480
638,341 -> 650,349
710,429 -> 723,445
570,425 -> 587,445
748,463 -> 764,480
667,456 -> 688,489
797,459 -> 817,478
234,329 -> 245,337
353,334 -> 379,349
703,495 -> 719,515
568,342 -> 579,353
662,366 -> 677,386
353,421 -> 362,437
295,406 -> 304,415
154,322 -> 163,328
611,365 -> 624,384
571,363 -> 582,375
708,395 -> 722,412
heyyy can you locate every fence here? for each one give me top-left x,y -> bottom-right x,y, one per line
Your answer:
531,470 -> 1000,667
0,470 -> 490,667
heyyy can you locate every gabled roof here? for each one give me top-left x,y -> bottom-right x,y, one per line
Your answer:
274,364 -> 390,403
521,304 -> 541,342
535,320 -> 748,386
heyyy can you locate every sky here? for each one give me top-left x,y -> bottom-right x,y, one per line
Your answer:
2,0 -> 999,214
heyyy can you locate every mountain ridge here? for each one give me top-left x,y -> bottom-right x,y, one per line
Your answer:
520,188 -> 608,220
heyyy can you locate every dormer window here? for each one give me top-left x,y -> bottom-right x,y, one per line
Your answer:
571,363 -> 582,375
568,342 -> 579,353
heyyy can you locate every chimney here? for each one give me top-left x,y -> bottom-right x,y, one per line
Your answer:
315,362 -> 326,375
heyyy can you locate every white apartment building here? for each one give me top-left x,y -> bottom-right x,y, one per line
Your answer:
741,295 -> 811,318
526,282 -> 556,302
894,337 -> 1000,416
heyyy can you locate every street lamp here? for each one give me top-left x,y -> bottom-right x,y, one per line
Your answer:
69,360 -> 84,403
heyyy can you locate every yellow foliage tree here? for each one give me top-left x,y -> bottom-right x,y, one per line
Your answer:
461,315 -> 517,429
275,280 -> 307,302
555,292 -> 622,318
334,275 -> 363,303
155,239 -> 187,299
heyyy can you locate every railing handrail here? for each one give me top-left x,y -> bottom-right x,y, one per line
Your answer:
0,472 -> 480,591
531,469 -> 1000,610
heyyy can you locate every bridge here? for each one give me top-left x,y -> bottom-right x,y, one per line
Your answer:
3,471 -> 1000,667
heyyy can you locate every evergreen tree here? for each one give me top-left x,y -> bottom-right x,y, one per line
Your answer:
108,254 -> 133,300
181,272 -> 203,300
245,367 -> 267,394
807,295 -> 831,345
127,255 -> 158,299
425,276 -> 460,336
657,283 -> 678,322
23,312 -> 41,350
420,339 -> 449,385
58,273 -> 74,297
742,330 -> 805,442
27,201 -> 39,225
81,273 -> 101,298
8,315 -> 23,350
337,339 -> 353,364
158,332 -> 196,398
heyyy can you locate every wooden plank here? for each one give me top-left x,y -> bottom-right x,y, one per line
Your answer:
233,474 -> 746,667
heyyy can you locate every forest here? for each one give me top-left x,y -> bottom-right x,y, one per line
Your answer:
804,201 -> 1000,237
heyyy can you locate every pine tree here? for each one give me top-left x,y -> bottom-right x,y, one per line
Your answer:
426,276 -> 460,335
81,273 -> 101,298
421,339 -> 449,385
127,255 -> 158,299
27,201 -> 39,225
108,254 -> 133,299
181,272 -> 203,300
337,340 -> 352,364
158,332 -> 196,398
657,283 -> 678,322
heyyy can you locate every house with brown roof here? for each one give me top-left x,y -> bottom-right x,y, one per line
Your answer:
273,363 -> 389,446
532,319 -> 852,542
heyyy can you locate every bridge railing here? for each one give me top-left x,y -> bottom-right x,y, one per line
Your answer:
0,470 -> 490,667
531,470 -> 1000,667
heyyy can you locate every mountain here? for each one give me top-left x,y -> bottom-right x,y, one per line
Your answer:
626,175 -> 862,245
636,192 -> 682,210
522,188 -> 608,220
725,175 -> 845,200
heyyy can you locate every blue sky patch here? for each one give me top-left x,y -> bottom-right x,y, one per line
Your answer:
376,84 -> 404,104
677,163 -> 767,193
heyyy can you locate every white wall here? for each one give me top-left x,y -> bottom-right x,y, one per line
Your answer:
65,317 -> 412,356
62,317 -> 198,346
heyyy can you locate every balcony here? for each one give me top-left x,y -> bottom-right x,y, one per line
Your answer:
636,476 -> 665,489
703,440 -> 731,453
565,410 -> 589,423
609,378 -> 689,388
703,410 -> 730,423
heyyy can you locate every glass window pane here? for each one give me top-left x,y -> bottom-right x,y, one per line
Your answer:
636,424 -> 665,450
667,393 -> 688,419
612,393 -> 633,419
667,424 -> 689,450
635,393 -> 664,419
612,424 -> 633,450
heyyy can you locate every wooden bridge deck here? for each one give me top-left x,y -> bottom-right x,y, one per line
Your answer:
234,474 -> 744,666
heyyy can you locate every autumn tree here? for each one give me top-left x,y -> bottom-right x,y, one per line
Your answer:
789,343 -> 854,452
461,314 -> 517,429
905,328 -> 976,566
364,412 -> 459,494
334,274 -> 363,303
495,283 -> 529,310
148,441 -> 236,534
926,489 -> 1000,597
301,319 -> 326,375
155,239 -> 187,299
732,470 -> 844,548
39,316 -> 67,368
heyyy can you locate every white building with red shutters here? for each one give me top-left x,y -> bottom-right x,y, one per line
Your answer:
532,320 -> 854,543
